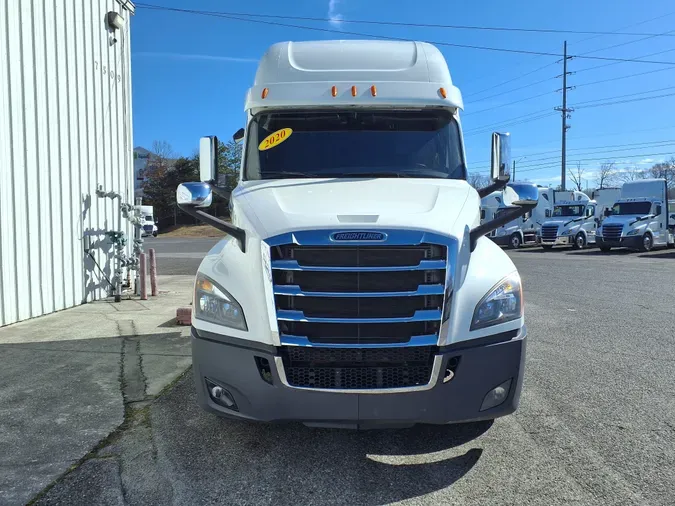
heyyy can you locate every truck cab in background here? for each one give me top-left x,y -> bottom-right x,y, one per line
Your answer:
597,179 -> 674,252
591,187 -> 622,219
136,205 -> 158,237
539,191 -> 601,249
175,40 -> 540,428
490,185 -> 553,249
480,186 -> 518,225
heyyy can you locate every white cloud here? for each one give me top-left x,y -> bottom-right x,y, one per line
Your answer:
132,52 -> 258,63
639,158 -> 655,165
328,0 -> 344,26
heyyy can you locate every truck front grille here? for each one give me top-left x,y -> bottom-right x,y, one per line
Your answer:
602,223 -> 623,241
270,241 -> 447,345
541,224 -> 559,241
281,346 -> 435,389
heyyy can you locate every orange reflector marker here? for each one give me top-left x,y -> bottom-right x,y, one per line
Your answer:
370,85 -> 377,97
351,85 -> 357,97
439,87 -> 447,99
261,88 -> 269,99
331,85 -> 338,97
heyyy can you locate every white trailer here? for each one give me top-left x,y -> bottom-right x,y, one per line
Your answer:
176,40 -> 540,428
597,179 -> 674,252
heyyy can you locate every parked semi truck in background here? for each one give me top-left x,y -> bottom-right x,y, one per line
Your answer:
175,40 -> 539,428
591,187 -> 622,219
489,186 -> 553,249
136,205 -> 158,237
596,179 -> 674,252
539,191 -> 601,249
480,186 -> 517,225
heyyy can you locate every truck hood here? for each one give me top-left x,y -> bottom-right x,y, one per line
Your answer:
601,215 -> 642,226
232,178 -> 477,239
543,218 -> 582,228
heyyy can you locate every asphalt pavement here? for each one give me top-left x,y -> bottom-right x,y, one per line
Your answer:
29,240 -> 675,505
145,236 -> 221,275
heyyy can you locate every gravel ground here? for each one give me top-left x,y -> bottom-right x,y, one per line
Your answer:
32,245 -> 675,505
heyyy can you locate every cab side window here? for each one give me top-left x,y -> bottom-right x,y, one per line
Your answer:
655,204 -> 662,216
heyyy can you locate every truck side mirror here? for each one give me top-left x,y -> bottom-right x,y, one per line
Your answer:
233,128 -> 245,143
200,136 -> 218,183
604,209 -> 612,217
177,182 -> 213,208
545,209 -> 551,218
490,132 -> 511,182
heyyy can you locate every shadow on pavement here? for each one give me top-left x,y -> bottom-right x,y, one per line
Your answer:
565,248 -> 634,256
638,250 -> 675,259
151,376 -> 490,505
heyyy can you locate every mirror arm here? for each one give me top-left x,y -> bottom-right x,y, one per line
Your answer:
469,202 -> 537,252
178,204 -> 246,253
477,176 -> 510,199
207,184 -> 231,200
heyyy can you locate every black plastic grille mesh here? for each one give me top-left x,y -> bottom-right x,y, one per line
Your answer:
273,244 -> 446,267
281,346 -> 435,389
276,295 -> 442,318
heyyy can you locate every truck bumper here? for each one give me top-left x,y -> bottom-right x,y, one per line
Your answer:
596,236 -> 642,250
191,327 -> 526,428
541,236 -> 572,246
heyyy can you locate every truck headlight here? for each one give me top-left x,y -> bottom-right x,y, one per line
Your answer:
470,273 -> 523,331
194,275 -> 247,331
626,229 -> 641,236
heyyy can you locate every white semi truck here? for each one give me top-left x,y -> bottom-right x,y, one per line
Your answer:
175,40 -> 539,428
538,191 -> 603,249
591,187 -> 622,219
480,186 -> 517,225
490,185 -> 553,248
596,179 -> 674,252
136,205 -> 158,237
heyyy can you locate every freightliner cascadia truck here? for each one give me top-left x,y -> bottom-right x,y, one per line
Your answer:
176,40 -> 539,429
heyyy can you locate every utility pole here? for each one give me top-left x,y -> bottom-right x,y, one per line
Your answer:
555,41 -> 574,191
512,160 -> 516,181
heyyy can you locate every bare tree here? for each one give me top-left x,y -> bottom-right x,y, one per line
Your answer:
596,162 -> 617,189
617,166 -> 648,183
568,162 -> 584,191
467,172 -> 490,190
648,157 -> 675,190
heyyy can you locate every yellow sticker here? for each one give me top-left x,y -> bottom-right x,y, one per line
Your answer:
258,128 -> 292,151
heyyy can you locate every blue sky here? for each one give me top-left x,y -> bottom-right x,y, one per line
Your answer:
131,0 -> 675,187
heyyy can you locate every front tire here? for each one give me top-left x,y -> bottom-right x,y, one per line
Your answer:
640,233 -> 653,252
152,231 -> 158,237
508,233 -> 522,249
573,232 -> 587,250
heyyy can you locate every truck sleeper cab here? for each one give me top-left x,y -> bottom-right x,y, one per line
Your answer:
178,40 -> 537,428
597,179 -> 674,252
491,186 -> 552,249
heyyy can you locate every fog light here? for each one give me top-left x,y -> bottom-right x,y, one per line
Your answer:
205,378 -> 238,411
480,379 -> 512,411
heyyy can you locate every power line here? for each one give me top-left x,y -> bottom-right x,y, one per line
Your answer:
463,112 -> 557,137
463,90 -> 555,116
133,3 -> 675,37
515,150 -> 675,173
464,63 -> 557,98
575,91 -> 675,110
573,85 -> 675,106
471,139 -> 675,165
468,75 -> 557,103
134,4 -> 675,65
574,47 -> 675,75
573,66 -> 675,89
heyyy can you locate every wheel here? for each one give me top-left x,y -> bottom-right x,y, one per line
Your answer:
541,245 -> 553,250
508,233 -> 522,249
599,246 -> 612,252
573,232 -> 587,250
640,233 -> 653,252
152,231 -> 158,237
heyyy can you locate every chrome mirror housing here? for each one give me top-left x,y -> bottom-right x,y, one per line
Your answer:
507,182 -> 539,206
176,182 -> 213,208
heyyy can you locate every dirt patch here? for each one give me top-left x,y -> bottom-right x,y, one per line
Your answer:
159,225 -> 226,238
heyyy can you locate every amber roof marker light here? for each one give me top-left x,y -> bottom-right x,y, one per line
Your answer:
331,85 -> 338,97
261,88 -> 269,99
370,85 -> 377,97
351,85 -> 358,97
439,87 -> 447,99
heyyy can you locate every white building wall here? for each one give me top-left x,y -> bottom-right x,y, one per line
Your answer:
0,0 -> 135,326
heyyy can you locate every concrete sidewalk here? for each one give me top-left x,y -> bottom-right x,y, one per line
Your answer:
0,275 -> 195,505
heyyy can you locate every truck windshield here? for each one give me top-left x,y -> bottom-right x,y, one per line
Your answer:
553,205 -> 584,217
244,109 -> 465,180
611,202 -> 652,215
